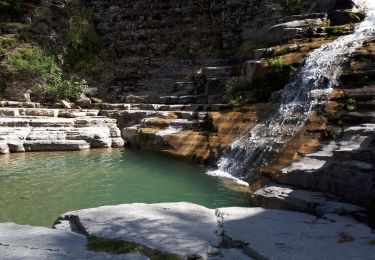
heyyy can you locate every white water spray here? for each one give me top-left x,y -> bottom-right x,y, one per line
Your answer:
208,0 -> 375,185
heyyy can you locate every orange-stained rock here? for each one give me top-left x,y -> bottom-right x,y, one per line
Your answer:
123,104 -> 276,164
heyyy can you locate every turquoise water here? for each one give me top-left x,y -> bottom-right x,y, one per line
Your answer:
0,149 -> 249,227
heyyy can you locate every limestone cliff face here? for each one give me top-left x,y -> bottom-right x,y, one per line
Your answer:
85,0 -> 269,102
0,0 -> 357,103
86,0 -> 355,102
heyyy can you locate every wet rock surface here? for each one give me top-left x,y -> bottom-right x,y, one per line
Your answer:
252,37 -> 375,216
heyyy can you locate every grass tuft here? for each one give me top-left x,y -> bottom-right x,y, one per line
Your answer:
86,235 -> 182,260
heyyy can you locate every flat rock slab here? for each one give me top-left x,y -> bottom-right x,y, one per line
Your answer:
218,207 -> 375,260
56,202 -> 221,258
250,184 -> 367,216
0,223 -> 148,260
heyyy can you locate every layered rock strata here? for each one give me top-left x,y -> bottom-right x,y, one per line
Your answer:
83,0 -> 342,103
0,102 -> 124,153
251,37 -> 375,215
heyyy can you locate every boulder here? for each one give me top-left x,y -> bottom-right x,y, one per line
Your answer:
60,100 -> 72,109
90,97 -> 103,103
22,92 -> 31,102
329,10 -> 365,25
243,59 -> 269,82
7,141 -> 25,152
267,19 -> 325,39
76,94 -> 92,108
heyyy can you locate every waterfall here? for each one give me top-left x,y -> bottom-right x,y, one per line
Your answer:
208,0 -> 375,185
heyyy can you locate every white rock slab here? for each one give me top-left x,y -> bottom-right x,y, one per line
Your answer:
218,207 -> 375,260
0,114 -> 124,152
57,202 -> 221,258
0,223 -> 148,260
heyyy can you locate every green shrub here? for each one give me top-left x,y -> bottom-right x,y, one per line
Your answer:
86,235 -> 182,260
270,57 -> 289,73
62,3 -> 103,72
324,26 -> 344,36
225,79 -> 256,107
6,45 -> 82,101
340,94 -> 357,112
87,236 -> 141,254
227,79 -> 252,96
226,97 -> 254,107
0,36 -> 18,55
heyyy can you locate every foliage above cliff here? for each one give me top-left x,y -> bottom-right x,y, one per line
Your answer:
61,2 -> 102,73
5,45 -> 82,101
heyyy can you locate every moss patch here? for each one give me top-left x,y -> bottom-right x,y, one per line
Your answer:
324,26 -> 345,36
340,94 -> 357,112
87,235 -> 142,254
87,235 -> 182,259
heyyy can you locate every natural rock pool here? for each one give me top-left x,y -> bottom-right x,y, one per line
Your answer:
0,149 -> 249,227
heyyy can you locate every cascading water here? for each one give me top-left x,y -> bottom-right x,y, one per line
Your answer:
208,0 -> 375,185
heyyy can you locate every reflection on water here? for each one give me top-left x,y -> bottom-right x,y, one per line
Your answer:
0,149 -> 249,227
